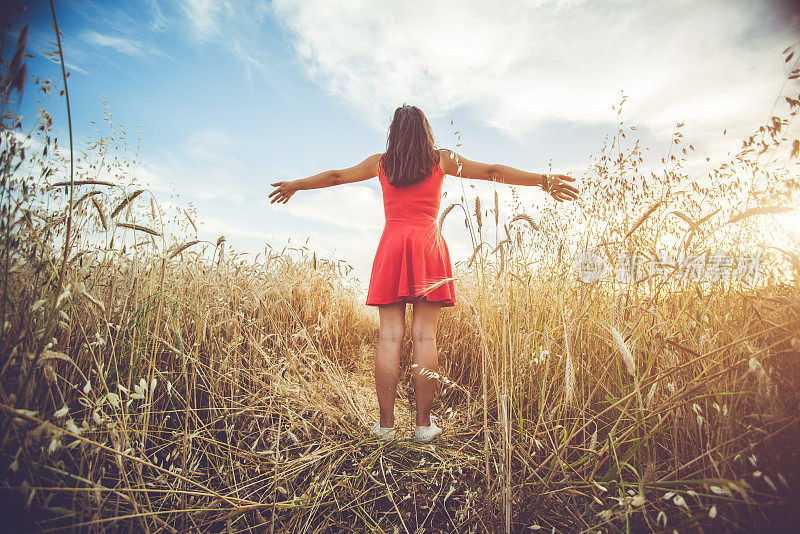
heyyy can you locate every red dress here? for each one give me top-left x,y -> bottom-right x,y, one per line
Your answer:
365,158 -> 456,307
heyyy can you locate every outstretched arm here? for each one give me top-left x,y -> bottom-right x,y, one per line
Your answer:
438,149 -> 579,202
268,153 -> 381,204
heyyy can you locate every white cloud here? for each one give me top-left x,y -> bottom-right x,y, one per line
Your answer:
283,184 -> 383,230
146,0 -> 167,31
81,30 -> 165,59
142,159 -> 248,204
183,128 -> 238,163
198,215 -> 276,242
135,166 -> 169,192
181,0 -> 225,41
141,128 -> 253,204
176,0 -> 298,97
271,0 -> 798,145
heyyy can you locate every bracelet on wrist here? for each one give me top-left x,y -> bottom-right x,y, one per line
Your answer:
542,174 -> 549,191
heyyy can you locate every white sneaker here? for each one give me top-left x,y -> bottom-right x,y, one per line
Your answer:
414,417 -> 442,443
371,420 -> 396,442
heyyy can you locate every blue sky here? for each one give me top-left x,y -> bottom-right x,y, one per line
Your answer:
10,0 -> 800,297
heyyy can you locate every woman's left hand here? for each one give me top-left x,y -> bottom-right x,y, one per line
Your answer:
268,181 -> 298,204
545,174 -> 579,202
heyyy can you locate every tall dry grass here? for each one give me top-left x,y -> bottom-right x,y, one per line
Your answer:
1,12 -> 799,534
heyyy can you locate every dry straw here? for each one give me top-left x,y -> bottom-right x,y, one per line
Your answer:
1,31 -> 799,533
608,325 -> 635,376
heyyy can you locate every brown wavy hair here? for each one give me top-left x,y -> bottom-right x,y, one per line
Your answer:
380,105 -> 440,187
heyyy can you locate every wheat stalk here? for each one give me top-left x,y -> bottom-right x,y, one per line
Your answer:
116,222 -> 161,237
47,179 -> 114,189
110,189 -> 144,219
727,206 -> 795,224
509,213 -> 540,232
625,200 -> 662,238
73,190 -> 103,208
608,325 -> 635,375
437,203 -> 457,244
168,240 -> 201,259
91,197 -> 107,230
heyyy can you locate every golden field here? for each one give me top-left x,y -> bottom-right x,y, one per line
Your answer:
1,27 -> 799,534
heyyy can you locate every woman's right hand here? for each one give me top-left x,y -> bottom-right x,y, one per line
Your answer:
268,181 -> 298,204
543,174 -> 579,202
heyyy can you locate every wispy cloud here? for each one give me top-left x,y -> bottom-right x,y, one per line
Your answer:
182,128 -> 239,164
38,3 -> 170,73
143,159 -> 249,204
81,30 -> 166,59
145,0 -> 167,31
271,0 -> 799,146
283,185 -> 383,230
176,0 -> 296,96
180,0 -> 224,42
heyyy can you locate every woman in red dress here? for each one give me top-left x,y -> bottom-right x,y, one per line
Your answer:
268,105 -> 578,443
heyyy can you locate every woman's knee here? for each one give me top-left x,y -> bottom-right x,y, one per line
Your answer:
411,302 -> 440,344
378,302 -> 406,343
411,323 -> 436,345
379,324 -> 405,343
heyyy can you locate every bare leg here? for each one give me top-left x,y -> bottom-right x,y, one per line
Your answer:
411,297 -> 442,427
375,302 -> 406,428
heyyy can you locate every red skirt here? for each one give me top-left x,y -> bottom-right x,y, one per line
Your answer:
365,220 -> 456,307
